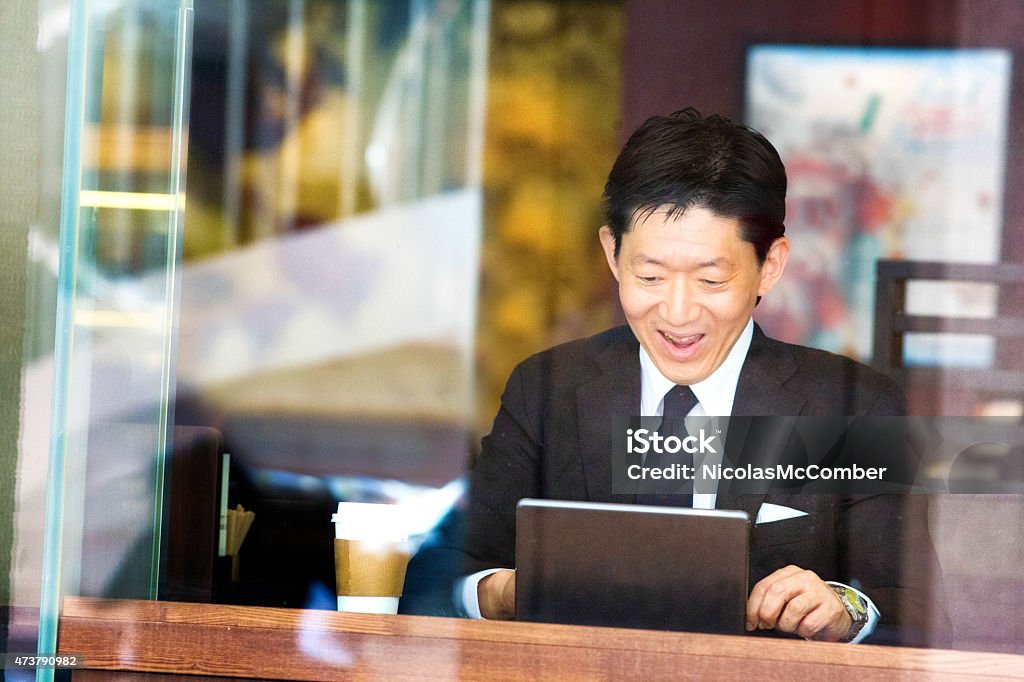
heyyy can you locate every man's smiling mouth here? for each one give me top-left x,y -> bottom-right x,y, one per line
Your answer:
660,331 -> 703,348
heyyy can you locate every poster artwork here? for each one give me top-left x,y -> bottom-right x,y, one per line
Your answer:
746,46 -> 1011,365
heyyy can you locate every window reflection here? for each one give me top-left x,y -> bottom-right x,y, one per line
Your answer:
14,0 -> 1023,664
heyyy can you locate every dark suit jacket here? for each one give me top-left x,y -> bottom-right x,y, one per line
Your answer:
403,324 -> 949,646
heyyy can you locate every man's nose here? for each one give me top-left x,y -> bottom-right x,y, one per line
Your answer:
660,280 -> 697,325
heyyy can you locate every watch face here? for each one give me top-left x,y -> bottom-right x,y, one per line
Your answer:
833,585 -> 866,619
841,587 -> 868,620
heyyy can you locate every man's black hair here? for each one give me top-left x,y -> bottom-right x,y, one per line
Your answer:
602,108 -> 787,264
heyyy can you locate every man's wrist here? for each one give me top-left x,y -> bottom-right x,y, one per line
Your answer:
478,569 -> 516,619
454,568 -> 503,619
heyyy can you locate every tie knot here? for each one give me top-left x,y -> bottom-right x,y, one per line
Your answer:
663,385 -> 698,417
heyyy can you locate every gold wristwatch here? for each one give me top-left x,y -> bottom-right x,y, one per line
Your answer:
830,583 -> 869,642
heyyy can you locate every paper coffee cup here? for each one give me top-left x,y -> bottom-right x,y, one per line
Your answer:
332,502 -> 410,614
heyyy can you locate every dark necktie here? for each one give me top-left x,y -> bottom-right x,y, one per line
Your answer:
638,385 -> 699,506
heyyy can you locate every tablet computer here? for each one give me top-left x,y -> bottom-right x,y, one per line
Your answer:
515,499 -> 750,634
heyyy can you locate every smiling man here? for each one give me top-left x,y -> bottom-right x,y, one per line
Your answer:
447,109 -> 945,646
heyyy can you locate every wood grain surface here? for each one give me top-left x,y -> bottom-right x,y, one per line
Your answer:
58,597 -> 1024,681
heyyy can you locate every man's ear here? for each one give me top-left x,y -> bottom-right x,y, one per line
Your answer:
756,236 -> 789,297
598,226 -> 621,282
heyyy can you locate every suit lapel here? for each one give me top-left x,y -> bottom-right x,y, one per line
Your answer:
731,325 -> 805,417
576,333 -> 641,502
717,325 -> 804,518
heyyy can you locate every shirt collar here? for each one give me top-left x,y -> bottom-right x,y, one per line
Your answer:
638,318 -> 754,416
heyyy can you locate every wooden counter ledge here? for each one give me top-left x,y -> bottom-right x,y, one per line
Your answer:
58,596 -> 1024,680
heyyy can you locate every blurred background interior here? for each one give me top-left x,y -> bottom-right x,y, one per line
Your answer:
3,0 -> 1024,658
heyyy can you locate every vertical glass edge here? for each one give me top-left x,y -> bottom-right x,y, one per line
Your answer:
37,0 -> 89,677
150,0 -> 195,600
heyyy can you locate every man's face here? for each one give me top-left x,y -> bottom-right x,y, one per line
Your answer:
600,205 -> 788,386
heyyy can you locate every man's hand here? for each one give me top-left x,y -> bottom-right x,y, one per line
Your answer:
746,565 -> 852,641
478,569 -> 516,620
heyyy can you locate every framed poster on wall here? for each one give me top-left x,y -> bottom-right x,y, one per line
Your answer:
746,46 -> 1011,366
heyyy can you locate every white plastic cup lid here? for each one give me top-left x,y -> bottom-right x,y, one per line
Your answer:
332,502 -> 407,541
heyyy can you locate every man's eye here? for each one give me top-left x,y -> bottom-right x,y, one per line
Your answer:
702,279 -> 724,287
639,276 -> 660,284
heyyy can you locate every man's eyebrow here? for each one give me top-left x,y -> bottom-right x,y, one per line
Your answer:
695,257 -> 734,269
629,254 -> 734,269
629,254 -> 667,267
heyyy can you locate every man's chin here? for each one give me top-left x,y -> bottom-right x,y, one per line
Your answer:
651,357 -> 710,386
